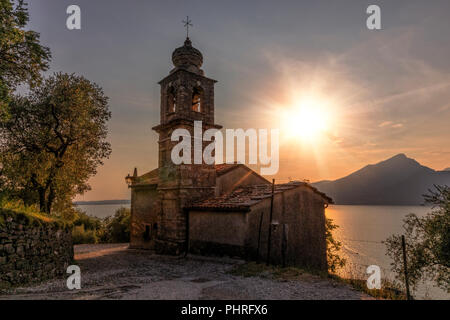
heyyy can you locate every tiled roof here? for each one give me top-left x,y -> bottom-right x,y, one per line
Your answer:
133,168 -> 159,185
185,181 -> 333,211
214,163 -> 242,176
134,163 -> 243,185
131,166 -> 332,207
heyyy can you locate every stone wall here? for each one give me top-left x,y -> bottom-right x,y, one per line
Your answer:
0,209 -> 73,287
130,185 -> 159,250
246,186 -> 328,271
187,184 -> 328,271
215,166 -> 270,196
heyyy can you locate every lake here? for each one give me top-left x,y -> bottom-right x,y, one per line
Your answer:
76,203 -> 448,300
327,205 -> 448,300
75,204 -> 130,219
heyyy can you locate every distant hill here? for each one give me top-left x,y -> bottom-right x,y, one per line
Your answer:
73,200 -> 130,206
312,154 -> 450,205
444,167 -> 450,172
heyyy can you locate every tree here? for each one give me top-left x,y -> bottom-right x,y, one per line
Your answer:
102,207 -> 130,243
385,185 -> 450,293
0,73 -> 111,214
0,0 -> 51,106
326,217 -> 346,273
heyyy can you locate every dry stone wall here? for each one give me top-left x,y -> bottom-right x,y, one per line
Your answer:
0,209 -> 73,287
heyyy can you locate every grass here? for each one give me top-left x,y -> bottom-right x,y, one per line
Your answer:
330,275 -> 406,300
230,261 -> 406,300
229,261 -> 325,281
0,200 -> 69,228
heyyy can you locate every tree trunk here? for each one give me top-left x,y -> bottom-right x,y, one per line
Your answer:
38,187 -> 47,213
46,186 -> 55,214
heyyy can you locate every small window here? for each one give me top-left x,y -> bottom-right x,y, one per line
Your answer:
167,86 -> 176,113
192,87 -> 203,112
143,225 -> 150,241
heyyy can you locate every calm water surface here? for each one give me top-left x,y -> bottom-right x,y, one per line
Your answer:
76,203 -> 448,299
327,205 -> 448,300
75,204 -> 129,219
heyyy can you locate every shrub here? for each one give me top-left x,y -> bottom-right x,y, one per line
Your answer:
73,210 -> 102,231
326,217 -> 346,273
385,185 -> 450,294
72,225 -> 97,244
102,207 -> 130,243
70,207 -> 130,244
0,198 -> 63,226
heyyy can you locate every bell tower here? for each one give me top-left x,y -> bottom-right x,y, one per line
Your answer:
155,37 -> 219,167
152,37 -> 222,254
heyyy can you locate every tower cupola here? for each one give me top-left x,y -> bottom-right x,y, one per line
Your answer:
171,38 -> 204,75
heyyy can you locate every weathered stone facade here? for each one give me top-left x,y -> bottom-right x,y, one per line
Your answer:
0,209 -> 73,287
129,37 -> 332,271
130,37 -> 223,255
187,182 -> 330,271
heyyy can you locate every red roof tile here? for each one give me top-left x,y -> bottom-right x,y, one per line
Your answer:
186,181 -> 333,211
214,163 -> 242,176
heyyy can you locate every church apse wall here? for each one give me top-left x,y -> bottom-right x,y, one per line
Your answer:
187,183 -> 329,271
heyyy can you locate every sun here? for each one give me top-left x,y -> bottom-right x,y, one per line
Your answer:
282,98 -> 329,141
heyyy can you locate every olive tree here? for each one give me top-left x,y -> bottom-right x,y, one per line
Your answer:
385,185 -> 450,293
0,0 -> 51,106
0,73 -> 111,214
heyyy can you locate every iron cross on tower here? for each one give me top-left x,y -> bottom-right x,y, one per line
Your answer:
182,16 -> 193,38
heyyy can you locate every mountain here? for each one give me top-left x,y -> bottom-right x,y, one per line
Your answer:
73,199 -> 130,206
312,154 -> 450,205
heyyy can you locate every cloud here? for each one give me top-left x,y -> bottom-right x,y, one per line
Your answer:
378,121 -> 393,128
378,121 -> 404,129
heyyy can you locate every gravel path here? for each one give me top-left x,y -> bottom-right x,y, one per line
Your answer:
0,244 -> 371,300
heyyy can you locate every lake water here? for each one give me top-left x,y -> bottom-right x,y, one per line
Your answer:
76,203 -> 448,300
327,205 -> 448,300
75,204 -> 130,219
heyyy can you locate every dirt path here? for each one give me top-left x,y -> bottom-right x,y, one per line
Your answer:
0,244 -> 371,300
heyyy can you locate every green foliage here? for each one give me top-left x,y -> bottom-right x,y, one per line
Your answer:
0,0 -> 51,106
102,207 -> 130,243
385,185 -> 450,293
331,276 -> 406,300
0,198 -> 68,228
326,217 -> 346,273
70,207 -> 130,244
73,209 -> 102,231
72,224 -> 97,244
0,73 -> 111,214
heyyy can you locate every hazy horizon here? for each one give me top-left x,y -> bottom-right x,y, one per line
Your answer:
25,1 -> 450,201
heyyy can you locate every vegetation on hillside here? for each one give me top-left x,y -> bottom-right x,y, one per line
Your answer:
71,207 -> 131,244
0,196 -> 130,242
0,1 -> 111,216
230,261 -> 405,300
0,0 -> 51,110
325,217 -> 346,273
0,198 -> 67,228
385,185 -> 450,294
0,73 -> 111,214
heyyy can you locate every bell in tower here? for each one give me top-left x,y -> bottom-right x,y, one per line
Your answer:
156,37 -> 218,129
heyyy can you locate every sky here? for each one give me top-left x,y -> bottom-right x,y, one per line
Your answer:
26,0 -> 450,201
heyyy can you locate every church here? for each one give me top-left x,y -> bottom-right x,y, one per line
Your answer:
127,36 -> 333,271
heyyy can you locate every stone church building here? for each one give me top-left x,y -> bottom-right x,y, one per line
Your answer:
128,37 -> 332,271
